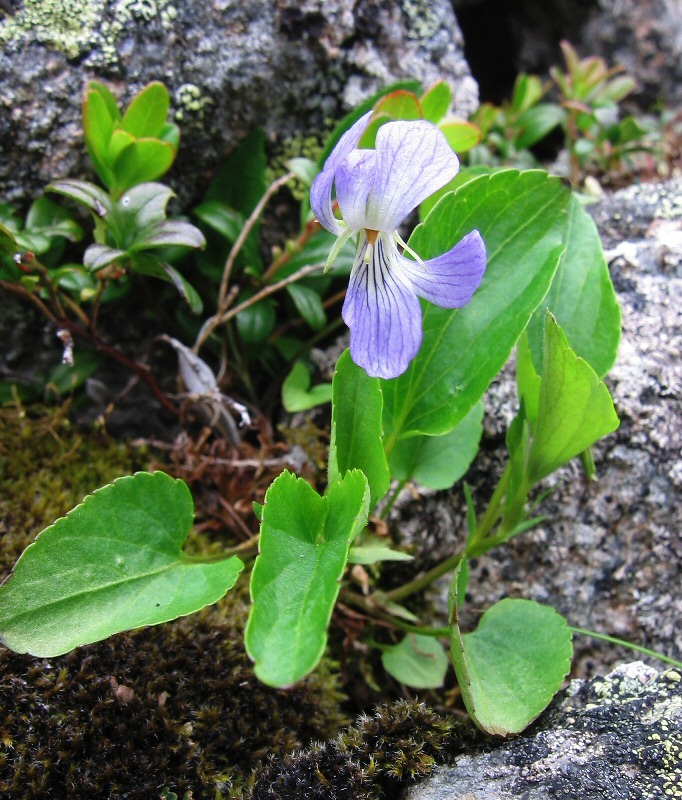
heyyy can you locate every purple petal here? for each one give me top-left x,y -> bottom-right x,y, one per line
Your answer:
335,150 -> 377,232
326,111 -> 374,171
398,230 -> 487,307
310,111 -> 373,235
310,168 -> 343,235
342,233 -> 422,379
364,121 -> 459,232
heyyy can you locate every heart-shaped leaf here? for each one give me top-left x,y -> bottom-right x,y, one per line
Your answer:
245,469 -> 369,687
450,581 -> 572,735
282,361 -> 332,412
382,634 -> 448,689
0,472 -> 243,657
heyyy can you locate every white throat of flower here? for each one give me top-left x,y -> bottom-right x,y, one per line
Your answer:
324,223 -> 426,274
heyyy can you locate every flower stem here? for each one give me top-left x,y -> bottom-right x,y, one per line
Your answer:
380,478 -> 407,520
379,549 -> 465,605
218,171 -> 296,308
569,627 -> 682,670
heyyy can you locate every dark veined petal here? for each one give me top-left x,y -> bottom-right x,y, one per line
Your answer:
398,230 -> 487,307
342,232 -> 422,379
335,149 -> 377,232
310,111 -> 373,235
364,120 -> 459,232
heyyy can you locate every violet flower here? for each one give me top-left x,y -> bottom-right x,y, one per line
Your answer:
311,112 -> 486,379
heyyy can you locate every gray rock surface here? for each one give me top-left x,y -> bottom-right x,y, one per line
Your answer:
582,0 -> 682,111
405,662 -> 682,800
0,0 -> 477,206
390,179 -> 682,680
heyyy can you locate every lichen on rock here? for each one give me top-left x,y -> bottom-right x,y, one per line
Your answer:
406,662 -> 682,800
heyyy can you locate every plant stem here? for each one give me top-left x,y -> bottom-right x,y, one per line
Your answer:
379,549 -> 465,604
217,171 -> 296,309
58,319 -> 181,417
261,216 -> 323,283
569,627 -> 682,670
219,263 -> 322,325
366,463 -> 515,606
0,280 -> 59,325
466,462 -> 512,557
380,478 -> 407,520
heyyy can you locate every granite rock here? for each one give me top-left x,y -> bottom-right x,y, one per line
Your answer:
405,662 -> 682,800
0,0 -> 477,206
581,0 -> 682,111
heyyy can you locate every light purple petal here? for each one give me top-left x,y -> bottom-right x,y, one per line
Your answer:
310,168 -> 344,234
342,232 -> 422,379
364,120 -> 459,232
310,111 -> 373,235
335,150 -> 377,233
398,230 -> 487,307
325,110 -> 374,171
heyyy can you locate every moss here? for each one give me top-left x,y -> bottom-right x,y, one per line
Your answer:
0,600 -> 349,799
248,700 -> 480,799
0,402 -> 145,579
0,0 -> 177,63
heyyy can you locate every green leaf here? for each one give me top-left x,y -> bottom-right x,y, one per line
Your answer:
420,80 -> 452,123
193,200 -> 244,242
526,193 -> 621,378
348,538 -> 413,564
118,182 -> 175,228
85,80 -> 121,123
526,314 -> 619,482
329,350 -> 390,510
83,82 -> 120,187
83,244 -> 126,272
450,593 -> 573,735
132,219 -> 206,251
236,298 -> 276,343
245,469 -> 370,687
282,361 -> 332,412
286,157 -> 319,187
515,104 -> 565,149
418,165 -> 493,221
132,254 -> 203,314
205,129 -> 266,270
373,90 -> 422,121
516,331 -> 541,427
0,472 -> 243,657
382,170 -> 570,440
511,73 -> 544,114
112,139 -> 176,193
121,82 -> 171,139
438,121 -> 481,153
47,180 -> 112,218
107,183 -> 175,248
287,282 -> 327,330
159,121 -> 181,152
108,128 -> 137,163
388,401 -> 483,490
381,634 -> 448,689
52,264 -> 98,296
